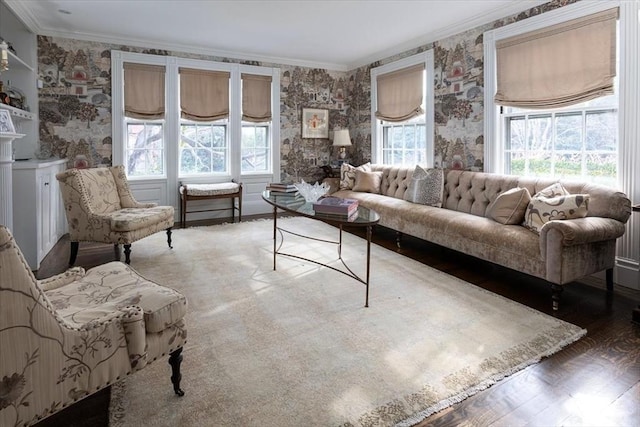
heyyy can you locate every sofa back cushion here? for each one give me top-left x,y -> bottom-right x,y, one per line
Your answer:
366,165 -> 630,224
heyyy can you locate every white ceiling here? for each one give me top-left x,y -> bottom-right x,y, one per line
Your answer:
5,0 -> 548,71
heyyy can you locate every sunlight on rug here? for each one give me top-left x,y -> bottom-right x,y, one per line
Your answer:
108,217 -> 585,427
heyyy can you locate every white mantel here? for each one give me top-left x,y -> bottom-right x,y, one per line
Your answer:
0,132 -> 24,230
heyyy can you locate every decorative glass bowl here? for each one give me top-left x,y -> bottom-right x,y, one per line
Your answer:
294,179 -> 330,203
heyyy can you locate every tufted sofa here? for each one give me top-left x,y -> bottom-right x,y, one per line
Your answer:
0,224 -> 187,426
327,164 -> 631,310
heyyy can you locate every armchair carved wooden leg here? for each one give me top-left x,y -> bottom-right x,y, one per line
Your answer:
167,228 -> 173,249
551,283 -> 563,311
169,348 -> 185,396
124,244 -> 132,264
69,241 -> 79,266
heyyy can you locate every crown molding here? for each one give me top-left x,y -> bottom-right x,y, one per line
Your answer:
6,0 -> 548,73
345,0 -> 549,70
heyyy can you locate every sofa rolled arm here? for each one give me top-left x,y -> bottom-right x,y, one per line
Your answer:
323,177 -> 340,195
540,217 -> 627,257
38,267 -> 86,291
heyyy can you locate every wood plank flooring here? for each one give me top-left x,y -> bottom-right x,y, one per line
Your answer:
34,218 -> 640,427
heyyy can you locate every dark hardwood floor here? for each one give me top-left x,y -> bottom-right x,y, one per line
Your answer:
35,217 -> 640,427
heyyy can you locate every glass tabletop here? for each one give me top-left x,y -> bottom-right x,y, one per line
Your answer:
262,190 -> 380,226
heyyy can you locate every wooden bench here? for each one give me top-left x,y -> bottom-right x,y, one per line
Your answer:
179,182 -> 242,228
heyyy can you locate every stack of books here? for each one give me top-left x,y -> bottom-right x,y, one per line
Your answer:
266,182 -> 298,196
312,197 -> 359,218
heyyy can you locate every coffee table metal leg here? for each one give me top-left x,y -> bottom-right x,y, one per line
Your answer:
365,225 -> 372,307
273,206 -> 277,270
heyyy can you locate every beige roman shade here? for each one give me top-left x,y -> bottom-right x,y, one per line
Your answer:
124,63 -> 165,120
242,74 -> 272,122
375,63 -> 424,122
495,8 -> 618,109
180,68 -> 230,121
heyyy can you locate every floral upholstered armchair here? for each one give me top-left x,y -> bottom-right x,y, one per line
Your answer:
0,225 -> 187,426
56,165 -> 175,266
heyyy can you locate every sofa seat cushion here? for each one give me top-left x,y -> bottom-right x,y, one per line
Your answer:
109,206 -> 175,232
46,262 -> 187,333
334,189 -> 541,262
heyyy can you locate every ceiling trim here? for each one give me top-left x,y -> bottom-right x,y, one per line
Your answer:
5,0 -> 549,72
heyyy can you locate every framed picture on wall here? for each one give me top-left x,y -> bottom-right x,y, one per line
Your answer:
302,108 -> 329,138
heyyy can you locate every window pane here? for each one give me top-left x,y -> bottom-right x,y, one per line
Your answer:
508,152 -> 526,175
381,121 -> 426,166
554,153 -> 582,178
555,113 -> 582,151
586,153 -> 617,186
527,115 -> 552,151
506,117 -> 525,150
241,124 -> 270,173
527,152 -> 552,177
126,122 -> 164,176
586,111 -> 617,151
179,122 -> 227,175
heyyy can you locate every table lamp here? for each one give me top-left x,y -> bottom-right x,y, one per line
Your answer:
333,129 -> 351,159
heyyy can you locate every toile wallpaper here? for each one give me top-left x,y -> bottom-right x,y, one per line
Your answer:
36,0 -> 574,182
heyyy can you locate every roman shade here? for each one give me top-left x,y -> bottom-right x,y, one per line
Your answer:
124,63 -> 165,120
375,63 -> 424,122
242,73 -> 272,122
495,8 -> 618,109
180,68 -> 230,121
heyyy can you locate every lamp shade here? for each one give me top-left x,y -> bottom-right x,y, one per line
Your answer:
332,129 -> 352,146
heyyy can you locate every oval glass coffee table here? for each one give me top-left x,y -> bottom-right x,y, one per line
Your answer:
262,190 -> 380,307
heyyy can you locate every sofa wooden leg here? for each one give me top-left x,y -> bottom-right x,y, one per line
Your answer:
166,228 -> 173,249
169,348 -> 185,396
396,232 -> 403,248
551,284 -> 563,311
69,242 -> 79,266
124,244 -> 132,264
606,268 -> 613,292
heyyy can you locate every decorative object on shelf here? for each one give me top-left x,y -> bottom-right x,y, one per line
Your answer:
0,41 -> 8,72
0,81 -> 9,105
0,109 -> 15,133
301,108 -> 329,138
332,129 -> 352,159
3,81 -> 25,110
294,179 -> 330,203
73,154 -> 89,169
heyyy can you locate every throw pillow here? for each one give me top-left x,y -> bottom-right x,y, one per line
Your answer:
535,182 -> 570,198
352,170 -> 383,193
340,162 -> 371,190
523,194 -> 590,234
487,187 -> 531,225
403,165 -> 444,207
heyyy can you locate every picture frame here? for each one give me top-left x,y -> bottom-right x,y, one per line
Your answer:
302,108 -> 329,138
0,109 -> 15,133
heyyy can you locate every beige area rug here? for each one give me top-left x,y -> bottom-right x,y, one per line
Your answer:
109,217 -> 585,427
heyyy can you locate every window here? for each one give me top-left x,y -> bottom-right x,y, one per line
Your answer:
241,123 -> 270,173
179,121 -> 228,175
381,117 -> 427,165
126,121 -> 164,176
112,51 -> 280,185
503,93 -> 618,186
370,51 -> 435,167
498,10 -> 619,187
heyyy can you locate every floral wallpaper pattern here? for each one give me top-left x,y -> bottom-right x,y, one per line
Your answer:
36,0 -> 576,181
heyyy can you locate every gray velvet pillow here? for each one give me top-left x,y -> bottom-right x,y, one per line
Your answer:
487,187 -> 531,225
352,170 -> 383,193
403,165 -> 444,207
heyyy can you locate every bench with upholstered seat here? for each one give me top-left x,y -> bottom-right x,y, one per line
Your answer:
179,181 -> 242,227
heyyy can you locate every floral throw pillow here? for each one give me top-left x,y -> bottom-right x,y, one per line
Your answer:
340,162 -> 371,190
523,194 -> 590,234
403,165 -> 444,207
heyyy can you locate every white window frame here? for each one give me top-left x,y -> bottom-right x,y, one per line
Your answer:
484,0 -> 640,290
370,51 -> 435,166
111,51 -> 280,185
